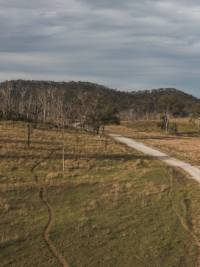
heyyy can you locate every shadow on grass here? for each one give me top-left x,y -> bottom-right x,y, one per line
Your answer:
132,135 -> 181,140
176,131 -> 200,137
133,133 -> 200,140
0,152 -> 151,162
0,138 -> 61,145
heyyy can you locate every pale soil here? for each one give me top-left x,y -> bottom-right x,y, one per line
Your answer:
109,132 -> 200,265
109,134 -> 200,183
107,125 -> 200,165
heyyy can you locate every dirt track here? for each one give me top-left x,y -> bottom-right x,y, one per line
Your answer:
40,187 -> 69,267
31,152 -> 69,267
110,134 -> 200,184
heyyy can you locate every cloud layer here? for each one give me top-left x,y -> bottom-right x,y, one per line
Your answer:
0,0 -> 200,96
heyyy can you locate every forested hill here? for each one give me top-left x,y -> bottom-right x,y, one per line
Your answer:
128,88 -> 200,119
0,80 -> 199,126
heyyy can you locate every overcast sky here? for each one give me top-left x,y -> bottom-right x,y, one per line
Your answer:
0,0 -> 200,97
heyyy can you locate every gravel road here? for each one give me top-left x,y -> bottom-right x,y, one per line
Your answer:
110,134 -> 200,184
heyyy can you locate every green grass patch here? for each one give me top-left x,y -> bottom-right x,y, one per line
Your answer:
0,121 -> 199,266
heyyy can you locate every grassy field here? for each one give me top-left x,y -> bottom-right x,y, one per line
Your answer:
0,121 -> 200,266
123,118 -> 200,135
107,119 -> 200,165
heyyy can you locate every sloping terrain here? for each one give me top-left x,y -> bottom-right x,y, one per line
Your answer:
109,133 -> 200,182
108,119 -> 200,165
0,80 -> 199,123
0,121 -> 200,266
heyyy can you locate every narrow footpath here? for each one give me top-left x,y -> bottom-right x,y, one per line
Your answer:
31,151 -> 69,267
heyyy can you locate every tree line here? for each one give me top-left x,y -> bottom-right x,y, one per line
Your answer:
0,80 -> 120,133
121,88 -> 200,121
0,80 -> 200,131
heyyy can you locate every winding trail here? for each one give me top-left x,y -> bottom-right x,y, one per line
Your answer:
39,187 -> 69,267
109,134 -> 200,184
31,152 -> 69,267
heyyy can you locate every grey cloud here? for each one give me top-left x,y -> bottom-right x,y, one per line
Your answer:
0,0 -> 200,97
76,0 -> 132,9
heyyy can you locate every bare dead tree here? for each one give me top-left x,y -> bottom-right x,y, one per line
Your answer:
27,123 -> 32,147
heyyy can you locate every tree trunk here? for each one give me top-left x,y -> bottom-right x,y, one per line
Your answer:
62,125 -> 65,178
27,123 -> 31,147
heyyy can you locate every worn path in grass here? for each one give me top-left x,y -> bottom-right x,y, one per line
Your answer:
109,134 -> 200,184
31,151 -> 69,267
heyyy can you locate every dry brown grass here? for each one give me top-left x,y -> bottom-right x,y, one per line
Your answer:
1,121 -> 200,267
106,123 -> 200,165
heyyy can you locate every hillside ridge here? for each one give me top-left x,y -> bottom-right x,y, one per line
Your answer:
0,79 -> 198,100
0,80 -> 199,124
